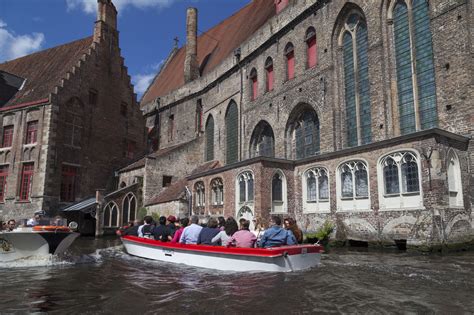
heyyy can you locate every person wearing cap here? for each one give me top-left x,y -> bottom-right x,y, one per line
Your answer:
166,215 -> 177,237
27,210 -> 45,227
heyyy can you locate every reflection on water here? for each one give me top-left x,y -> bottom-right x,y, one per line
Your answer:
1,237 -> 473,313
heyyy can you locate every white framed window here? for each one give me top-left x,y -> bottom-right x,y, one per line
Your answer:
377,150 -> 423,210
271,170 -> 287,213
336,160 -> 370,211
103,202 -> 119,228
195,181 -> 205,207
447,150 -> 463,208
302,167 -> 330,213
210,178 -> 224,206
237,171 -> 254,204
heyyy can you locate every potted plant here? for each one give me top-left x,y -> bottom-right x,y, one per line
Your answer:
305,221 -> 334,250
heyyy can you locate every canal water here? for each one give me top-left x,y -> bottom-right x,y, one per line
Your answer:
1,237 -> 473,314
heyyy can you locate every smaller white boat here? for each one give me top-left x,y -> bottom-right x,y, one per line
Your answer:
121,235 -> 323,272
0,225 -> 79,263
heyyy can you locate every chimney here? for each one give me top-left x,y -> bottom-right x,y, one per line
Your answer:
184,7 -> 199,83
93,0 -> 118,43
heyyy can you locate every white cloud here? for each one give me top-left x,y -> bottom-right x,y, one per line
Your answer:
132,73 -> 155,96
0,20 -> 45,62
132,59 -> 164,97
66,0 -> 176,15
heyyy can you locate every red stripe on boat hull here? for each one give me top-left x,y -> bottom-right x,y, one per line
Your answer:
121,236 -> 323,258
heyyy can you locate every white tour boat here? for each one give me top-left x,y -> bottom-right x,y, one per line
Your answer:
0,225 -> 79,263
121,235 -> 323,272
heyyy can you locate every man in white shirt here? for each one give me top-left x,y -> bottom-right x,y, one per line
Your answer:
179,215 -> 202,244
138,216 -> 154,239
27,210 -> 45,227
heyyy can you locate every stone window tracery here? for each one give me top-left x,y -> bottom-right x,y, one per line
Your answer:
194,181 -> 205,215
303,167 -> 330,213
271,171 -> 287,213
210,178 -> 224,206
103,202 -> 119,228
390,0 -> 437,134
122,193 -> 137,225
250,121 -> 275,158
340,13 -> 372,147
238,171 -> 254,204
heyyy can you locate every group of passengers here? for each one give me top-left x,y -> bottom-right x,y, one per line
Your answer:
0,219 -> 16,232
0,211 -> 65,232
119,214 -> 304,248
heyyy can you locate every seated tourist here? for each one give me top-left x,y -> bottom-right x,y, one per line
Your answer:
226,219 -> 257,248
217,216 -> 226,231
27,210 -> 45,227
138,216 -> 155,239
6,219 -> 16,232
238,217 -> 246,230
122,219 -> 141,236
179,215 -> 202,244
284,217 -> 303,244
153,216 -> 172,242
0,220 -> 6,231
197,217 -> 220,245
171,217 -> 189,243
212,217 -> 239,246
259,216 -> 297,248
166,215 -> 177,237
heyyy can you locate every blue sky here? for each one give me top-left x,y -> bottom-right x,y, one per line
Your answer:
0,0 -> 249,97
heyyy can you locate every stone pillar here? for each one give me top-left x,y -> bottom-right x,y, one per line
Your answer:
184,7 -> 199,83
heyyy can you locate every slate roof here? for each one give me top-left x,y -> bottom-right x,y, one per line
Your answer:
141,0 -> 275,104
0,36 -> 93,108
61,196 -> 97,213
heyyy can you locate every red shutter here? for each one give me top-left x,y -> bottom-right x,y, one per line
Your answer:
252,77 -> 258,100
25,121 -> 38,144
266,65 -> 274,91
287,52 -> 295,80
307,37 -> 317,68
60,165 -> 77,202
19,163 -> 34,201
0,165 -> 8,202
2,126 -> 13,148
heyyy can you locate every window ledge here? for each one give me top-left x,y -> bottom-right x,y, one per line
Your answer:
23,143 -> 37,148
15,200 -> 31,204
0,147 -> 12,151
401,192 -> 420,196
303,210 -> 331,214
269,211 -> 288,215
378,206 -> 426,212
336,209 -> 372,213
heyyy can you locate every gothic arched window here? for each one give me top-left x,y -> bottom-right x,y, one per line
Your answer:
284,42 -> 295,80
250,121 -> 275,158
250,68 -> 258,100
265,57 -> 274,92
225,101 -> 239,164
210,178 -> 224,206
103,202 -> 119,227
341,13 -> 372,147
288,108 -> 320,159
122,193 -> 137,225
205,115 -> 214,161
392,0 -> 437,135
447,150 -> 463,207
305,27 -> 317,68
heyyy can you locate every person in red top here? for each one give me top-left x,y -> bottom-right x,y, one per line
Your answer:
171,217 -> 189,243
226,220 -> 257,248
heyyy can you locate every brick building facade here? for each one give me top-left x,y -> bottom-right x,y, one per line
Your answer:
0,0 -> 146,222
115,0 -> 472,248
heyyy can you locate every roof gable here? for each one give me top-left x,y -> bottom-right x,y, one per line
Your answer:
0,37 -> 93,108
141,1 -> 275,104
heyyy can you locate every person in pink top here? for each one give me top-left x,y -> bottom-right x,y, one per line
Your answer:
171,217 -> 189,243
226,219 -> 257,248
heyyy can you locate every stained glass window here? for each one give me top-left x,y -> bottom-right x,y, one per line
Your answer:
342,14 -> 372,147
294,110 -> 320,159
393,0 -> 437,134
205,116 -> 214,161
